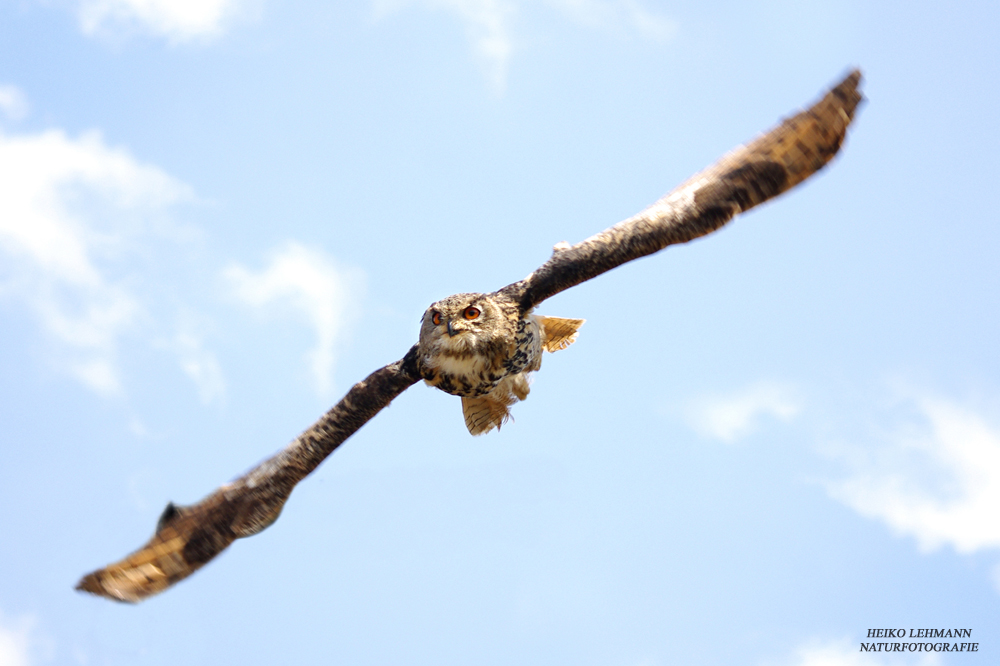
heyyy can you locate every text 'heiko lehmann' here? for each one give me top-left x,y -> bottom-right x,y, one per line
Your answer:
861,629 -> 977,653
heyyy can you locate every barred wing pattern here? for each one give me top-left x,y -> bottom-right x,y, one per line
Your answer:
77,71 -> 862,603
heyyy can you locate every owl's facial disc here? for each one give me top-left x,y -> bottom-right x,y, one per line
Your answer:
445,305 -> 481,337
419,293 -> 489,352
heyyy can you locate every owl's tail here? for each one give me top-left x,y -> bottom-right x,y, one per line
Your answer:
538,316 -> 585,352
462,395 -> 509,435
462,373 -> 532,435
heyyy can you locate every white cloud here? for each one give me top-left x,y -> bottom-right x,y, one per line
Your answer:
128,416 -> 158,439
779,638 -> 940,666
441,0 -> 516,92
76,0 -> 248,42
825,395 -> 1000,554
0,85 -> 29,122
373,0 -> 674,92
617,0 -> 676,40
155,310 -> 227,404
0,125 -> 193,393
172,330 -> 226,404
685,382 -> 800,443
225,242 -> 361,396
374,0 -> 516,93
547,0 -> 676,40
0,612 -> 34,666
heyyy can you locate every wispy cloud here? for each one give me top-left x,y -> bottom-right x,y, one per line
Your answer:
225,242 -> 362,396
0,610 -> 35,666
547,0 -> 676,40
75,0 -> 251,42
780,638 -> 941,666
170,329 -> 226,404
374,0 -> 516,93
684,382 -> 800,443
373,0 -> 674,92
825,394 -> 1000,554
152,308 -> 226,404
619,0 -> 676,40
0,85 -> 29,122
0,123 -> 194,393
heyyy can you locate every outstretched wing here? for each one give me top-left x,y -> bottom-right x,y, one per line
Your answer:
498,70 -> 863,313
76,346 -> 421,603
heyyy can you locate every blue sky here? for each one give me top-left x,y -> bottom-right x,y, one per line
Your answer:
1,0 -> 999,665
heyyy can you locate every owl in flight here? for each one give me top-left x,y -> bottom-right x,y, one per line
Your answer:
77,70 -> 864,602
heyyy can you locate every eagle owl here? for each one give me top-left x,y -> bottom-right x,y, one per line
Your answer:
77,71 -> 863,603
417,292 -> 584,435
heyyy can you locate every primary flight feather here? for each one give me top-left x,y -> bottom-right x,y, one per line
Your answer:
77,69 -> 864,603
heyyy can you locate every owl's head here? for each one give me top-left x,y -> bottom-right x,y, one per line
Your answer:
417,292 -> 511,357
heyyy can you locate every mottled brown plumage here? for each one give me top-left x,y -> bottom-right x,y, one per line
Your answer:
416,292 -> 584,434
77,70 -> 864,603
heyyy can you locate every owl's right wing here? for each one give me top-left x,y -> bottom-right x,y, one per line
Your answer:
76,345 -> 421,603
498,70 -> 864,314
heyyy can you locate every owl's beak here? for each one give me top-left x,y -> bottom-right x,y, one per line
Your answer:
447,320 -> 458,337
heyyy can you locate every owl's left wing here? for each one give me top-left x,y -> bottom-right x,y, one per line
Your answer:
76,346 -> 420,603
498,70 -> 863,313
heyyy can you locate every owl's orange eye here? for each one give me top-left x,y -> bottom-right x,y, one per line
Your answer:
432,311 -> 443,326
463,306 -> 480,320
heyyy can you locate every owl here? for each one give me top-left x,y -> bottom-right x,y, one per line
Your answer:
417,292 -> 584,435
77,71 -> 863,603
